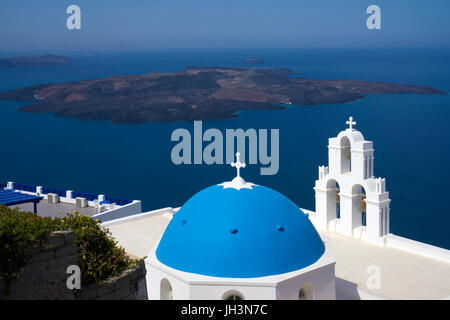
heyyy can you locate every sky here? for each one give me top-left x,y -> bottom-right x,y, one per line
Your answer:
0,0 -> 450,54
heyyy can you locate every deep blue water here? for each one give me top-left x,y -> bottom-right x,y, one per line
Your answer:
0,49 -> 449,249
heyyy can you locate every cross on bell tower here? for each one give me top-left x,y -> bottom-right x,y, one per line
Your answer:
346,116 -> 356,130
231,152 -> 246,178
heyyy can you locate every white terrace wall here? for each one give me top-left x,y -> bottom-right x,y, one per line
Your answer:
384,234 -> 450,263
101,207 -> 178,228
93,200 -> 142,222
5,181 -> 142,220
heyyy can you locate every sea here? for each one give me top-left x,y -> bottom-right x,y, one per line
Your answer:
0,48 -> 449,249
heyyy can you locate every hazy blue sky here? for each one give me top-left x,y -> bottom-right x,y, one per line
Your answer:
1,0 -> 449,53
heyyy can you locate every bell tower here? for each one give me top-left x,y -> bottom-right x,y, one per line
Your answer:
314,117 -> 391,244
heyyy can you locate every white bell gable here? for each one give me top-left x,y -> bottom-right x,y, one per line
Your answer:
314,117 -> 391,244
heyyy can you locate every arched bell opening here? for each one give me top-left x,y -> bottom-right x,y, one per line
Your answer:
340,136 -> 351,174
326,179 -> 341,231
351,184 -> 367,235
326,179 -> 341,229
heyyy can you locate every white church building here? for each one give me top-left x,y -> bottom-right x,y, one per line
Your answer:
104,117 -> 450,300
145,152 -> 336,300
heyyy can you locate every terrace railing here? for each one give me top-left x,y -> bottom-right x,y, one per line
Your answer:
42,187 -> 67,198
2,182 -> 133,206
105,196 -> 133,206
14,184 -> 37,193
72,191 -> 99,202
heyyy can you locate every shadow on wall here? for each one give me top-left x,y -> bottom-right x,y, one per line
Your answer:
335,277 -> 385,300
335,277 -> 361,300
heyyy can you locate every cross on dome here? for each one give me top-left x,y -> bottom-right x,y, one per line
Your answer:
346,116 -> 356,130
219,152 -> 255,190
231,152 -> 246,178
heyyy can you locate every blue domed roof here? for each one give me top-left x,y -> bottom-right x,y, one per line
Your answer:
156,184 -> 325,278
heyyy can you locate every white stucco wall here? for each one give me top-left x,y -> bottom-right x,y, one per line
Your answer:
276,263 -> 336,300
145,235 -> 336,300
146,264 -> 191,300
93,200 -> 142,222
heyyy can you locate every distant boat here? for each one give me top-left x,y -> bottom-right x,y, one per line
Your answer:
244,57 -> 264,64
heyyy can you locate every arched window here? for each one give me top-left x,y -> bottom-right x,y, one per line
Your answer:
298,288 -> 306,300
160,278 -> 173,300
298,282 -> 314,300
222,290 -> 244,300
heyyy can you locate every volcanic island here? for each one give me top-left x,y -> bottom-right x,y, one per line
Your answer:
0,55 -> 73,69
0,66 -> 445,123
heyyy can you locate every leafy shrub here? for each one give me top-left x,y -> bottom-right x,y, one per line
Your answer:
0,207 -> 59,285
59,212 -> 139,285
0,206 -> 139,292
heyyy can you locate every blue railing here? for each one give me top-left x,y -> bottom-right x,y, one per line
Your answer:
42,187 -> 66,198
105,196 -> 133,206
14,184 -> 37,193
72,192 -> 98,202
4,182 -> 133,206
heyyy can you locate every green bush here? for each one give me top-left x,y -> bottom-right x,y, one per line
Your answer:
60,212 -> 139,285
0,207 -> 59,284
0,206 -> 139,292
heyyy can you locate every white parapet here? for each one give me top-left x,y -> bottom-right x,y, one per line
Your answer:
101,207 -> 177,227
305,206 -> 450,263
47,193 -> 60,204
76,197 -> 88,208
93,200 -> 144,222
384,234 -> 450,263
